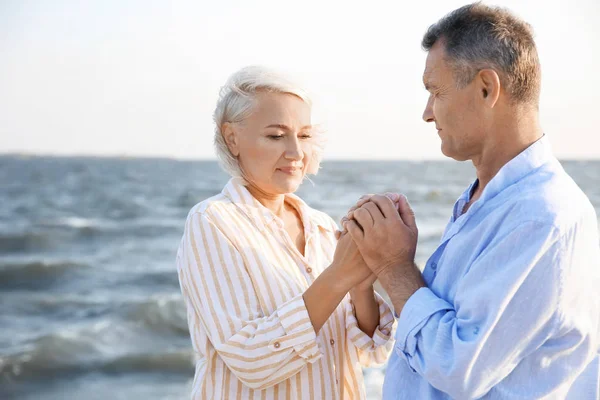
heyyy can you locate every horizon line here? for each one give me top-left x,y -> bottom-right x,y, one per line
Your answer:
1,151 -> 599,162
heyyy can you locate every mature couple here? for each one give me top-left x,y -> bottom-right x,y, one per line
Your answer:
176,3 -> 600,399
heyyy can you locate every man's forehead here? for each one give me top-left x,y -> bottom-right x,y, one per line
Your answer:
423,46 -> 447,84
423,64 -> 438,84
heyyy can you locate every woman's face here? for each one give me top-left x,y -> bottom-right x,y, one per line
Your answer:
225,91 -> 314,195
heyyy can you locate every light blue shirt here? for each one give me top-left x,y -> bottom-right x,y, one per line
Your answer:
383,136 -> 600,399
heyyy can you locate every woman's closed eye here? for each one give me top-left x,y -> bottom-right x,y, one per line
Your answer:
267,133 -> 312,140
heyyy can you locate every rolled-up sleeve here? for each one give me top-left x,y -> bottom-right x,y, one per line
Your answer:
345,291 -> 395,366
395,221 -> 564,399
177,212 -> 321,390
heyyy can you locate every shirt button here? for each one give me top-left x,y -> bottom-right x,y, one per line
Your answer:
330,339 -> 335,346
273,342 -> 281,349
306,267 -> 312,274
430,262 -> 437,270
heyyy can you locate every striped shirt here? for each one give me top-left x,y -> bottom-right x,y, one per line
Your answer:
176,178 -> 395,399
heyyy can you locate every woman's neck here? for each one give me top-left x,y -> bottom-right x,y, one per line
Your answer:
245,183 -> 287,218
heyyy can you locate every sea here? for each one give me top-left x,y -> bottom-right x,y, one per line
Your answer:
1,156 -> 599,399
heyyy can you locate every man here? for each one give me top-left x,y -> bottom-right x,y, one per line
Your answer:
343,3 -> 600,399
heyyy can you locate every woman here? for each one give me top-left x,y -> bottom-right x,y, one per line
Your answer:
176,66 -> 394,399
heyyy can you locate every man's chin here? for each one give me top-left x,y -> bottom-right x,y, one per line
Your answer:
441,143 -> 468,162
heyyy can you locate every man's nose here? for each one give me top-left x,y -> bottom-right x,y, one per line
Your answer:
422,95 -> 435,123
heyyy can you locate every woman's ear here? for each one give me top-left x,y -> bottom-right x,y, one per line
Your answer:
222,123 -> 239,157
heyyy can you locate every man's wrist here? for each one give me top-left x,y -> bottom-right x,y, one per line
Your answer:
376,262 -> 425,314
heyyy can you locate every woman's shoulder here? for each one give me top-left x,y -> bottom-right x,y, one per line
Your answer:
185,192 -> 233,221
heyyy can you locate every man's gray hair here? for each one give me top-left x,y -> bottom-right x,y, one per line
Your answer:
213,66 -> 323,178
422,2 -> 541,105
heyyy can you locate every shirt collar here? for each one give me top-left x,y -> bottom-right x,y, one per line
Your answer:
222,177 -> 334,233
457,135 -> 556,210
479,135 -> 556,204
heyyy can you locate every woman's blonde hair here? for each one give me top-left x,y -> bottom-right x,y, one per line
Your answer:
213,66 -> 324,178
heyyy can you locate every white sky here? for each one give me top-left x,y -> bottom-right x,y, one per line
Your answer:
1,0 -> 599,159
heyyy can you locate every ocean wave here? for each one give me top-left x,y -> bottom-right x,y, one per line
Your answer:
121,294 -> 189,335
36,217 -> 116,238
123,270 -> 180,289
0,232 -> 57,253
0,319 -> 182,381
0,319 -> 193,383
1,342 -> 193,383
0,260 -> 88,290
43,217 -> 102,229
35,216 -> 180,239
3,292 -> 112,320
101,351 -> 193,374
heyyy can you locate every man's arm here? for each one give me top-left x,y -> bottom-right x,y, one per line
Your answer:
346,196 -> 570,399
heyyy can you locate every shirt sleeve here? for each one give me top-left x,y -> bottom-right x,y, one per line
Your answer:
395,220 -> 565,399
344,291 -> 395,367
177,211 -> 322,391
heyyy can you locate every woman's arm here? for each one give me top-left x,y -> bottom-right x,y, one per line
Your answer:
349,281 -> 380,337
177,211 -> 370,390
303,232 -> 373,333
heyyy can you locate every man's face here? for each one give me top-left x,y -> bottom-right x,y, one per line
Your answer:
422,41 -> 486,161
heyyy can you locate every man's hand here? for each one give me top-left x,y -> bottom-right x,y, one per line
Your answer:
344,194 -> 425,314
339,193 -> 401,236
344,194 -> 418,276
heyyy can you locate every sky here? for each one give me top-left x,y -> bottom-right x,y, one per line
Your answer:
1,0 -> 599,160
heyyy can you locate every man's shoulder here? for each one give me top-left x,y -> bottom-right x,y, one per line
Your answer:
502,163 -> 595,232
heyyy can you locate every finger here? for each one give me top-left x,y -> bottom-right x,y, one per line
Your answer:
344,215 -> 364,232
345,220 -> 364,242
335,229 -> 342,240
368,194 -> 399,219
361,200 -> 386,222
346,194 -> 376,221
354,194 -> 375,208
397,194 -> 417,229
340,216 -> 349,228
346,209 -> 357,222
384,192 -> 401,203
354,207 -> 375,231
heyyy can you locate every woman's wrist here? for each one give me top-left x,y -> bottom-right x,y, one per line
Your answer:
350,284 -> 375,299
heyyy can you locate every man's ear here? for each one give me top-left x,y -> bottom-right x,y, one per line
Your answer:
477,69 -> 501,108
222,123 -> 239,157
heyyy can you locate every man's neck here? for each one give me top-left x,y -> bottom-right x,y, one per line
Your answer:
471,109 -> 543,196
